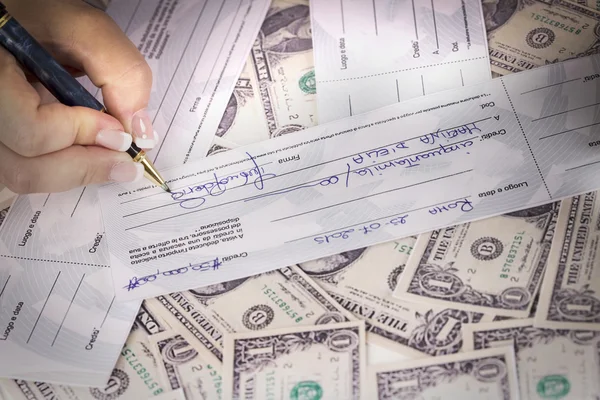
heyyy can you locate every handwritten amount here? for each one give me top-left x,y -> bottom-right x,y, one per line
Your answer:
124,257 -> 221,291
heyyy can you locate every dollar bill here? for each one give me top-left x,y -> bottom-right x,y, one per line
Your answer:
568,0 -> 600,12
535,192 -> 600,330
463,318 -> 600,399
148,330 -> 223,400
483,0 -> 600,75
299,238 -> 493,357
222,321 -> 367,400
144,266 -> 353,365
211,0 -> 317,149
0,324 -> 167,399
368,346 -> 519,400
394,203 -> 560,318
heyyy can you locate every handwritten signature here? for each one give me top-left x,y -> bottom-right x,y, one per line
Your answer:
124,257 -> 221,291
170,152 -> 276,209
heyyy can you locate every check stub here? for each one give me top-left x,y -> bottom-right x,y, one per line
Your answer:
100,54 -> 600,301
310,0 -> 491,123
0,0 -> 270,387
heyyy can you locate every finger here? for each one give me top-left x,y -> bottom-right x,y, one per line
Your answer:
0,141 -> 144,194
5,0 -> 158,148
0,46 -> 131,157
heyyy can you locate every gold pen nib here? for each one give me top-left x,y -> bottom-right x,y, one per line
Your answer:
132,150 -> 171,193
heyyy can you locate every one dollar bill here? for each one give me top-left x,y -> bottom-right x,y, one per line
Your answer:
368,346 -> 519,400
484,0 -> 600,75
144,266 -> 353,365
394,204 -> 560,317
535,191 -> 600,330
210,0 -> 316,151
299,238 -> 493,357
223,321 -> 367,400
463,318 -> 600,399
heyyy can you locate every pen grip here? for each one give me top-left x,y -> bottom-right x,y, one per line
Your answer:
0,8 -> 104,111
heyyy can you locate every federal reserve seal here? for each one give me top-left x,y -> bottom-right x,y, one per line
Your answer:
290,381 -> 323,400
242,304 -> 274,330
299,70 -> 316,94
526,27 -> 555,49
89,369 -> 129,400
470,237 -> 503,261
536,375 -> 570,399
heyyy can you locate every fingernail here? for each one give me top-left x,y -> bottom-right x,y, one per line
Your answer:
131,109 -> 158,149
96,130 -> 132,152
109,162 -> 144,183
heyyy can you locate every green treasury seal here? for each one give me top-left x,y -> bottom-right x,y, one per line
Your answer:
536,375 -> 570,399
299,70 -> 316,94
290,380 -> 323,400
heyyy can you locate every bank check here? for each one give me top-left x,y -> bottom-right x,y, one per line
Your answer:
99,54 -> 600,301
0,0 -> 270,387
310,0 -> 491,123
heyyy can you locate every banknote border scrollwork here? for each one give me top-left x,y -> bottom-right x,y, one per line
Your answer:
548,194 -> 600,323
231,326 -> 362,399
374,355 -> 510,400
408,204 -> 559,311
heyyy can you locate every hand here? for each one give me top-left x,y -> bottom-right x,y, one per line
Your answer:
0,0 -> 158,194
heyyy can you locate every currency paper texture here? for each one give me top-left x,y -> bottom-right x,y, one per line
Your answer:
0,0 -> 271,386
299,238 -> 494,357
463,318 -> 600,400
99,54 -> 600,301
484,0 -> 600,76
211,0 -> 318,150
222,321 -> 367,400
143,266 -> 354,366
535,190 -> 600,330
393,204 -> 559,318
367,346 -> 519,400
311,0 -> 492,123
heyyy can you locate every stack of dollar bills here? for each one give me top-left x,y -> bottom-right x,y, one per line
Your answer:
3,0 -> 600,399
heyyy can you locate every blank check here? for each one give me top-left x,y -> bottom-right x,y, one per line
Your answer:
100,54 -> 600,301
310,0 -> 491,123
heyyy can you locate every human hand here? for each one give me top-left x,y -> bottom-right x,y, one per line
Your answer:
0,0 -> 157,194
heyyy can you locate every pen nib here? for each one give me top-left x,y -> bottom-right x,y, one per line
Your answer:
162,183 -> 171,193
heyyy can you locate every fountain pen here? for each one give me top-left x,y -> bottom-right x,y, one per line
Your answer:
0,2 -> 170,193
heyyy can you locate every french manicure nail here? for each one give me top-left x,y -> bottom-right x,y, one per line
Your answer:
131,109 -> 158,149
109,162 -> 144,183
96,130 -> 132,152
